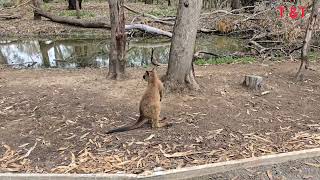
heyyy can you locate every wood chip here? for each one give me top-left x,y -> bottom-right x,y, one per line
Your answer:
144,134 -> 155,141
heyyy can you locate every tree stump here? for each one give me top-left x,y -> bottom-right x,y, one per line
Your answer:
243,75 -> 263,90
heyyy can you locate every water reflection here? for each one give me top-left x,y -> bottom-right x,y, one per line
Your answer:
0,36 -> 244,69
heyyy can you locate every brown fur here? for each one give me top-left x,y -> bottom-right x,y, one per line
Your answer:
106,69 -> 167,134
216,19 -> 233,34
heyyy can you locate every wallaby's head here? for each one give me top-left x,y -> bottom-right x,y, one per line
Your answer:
143,68 -> 157,82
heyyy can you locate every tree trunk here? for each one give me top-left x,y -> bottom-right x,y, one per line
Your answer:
164,0 -> 203,91
107,0 -> 127,79
296,0 -> 320,80
75,0 -> 80,19
231,0 -> 241,11
240,0 -> 255,13
0,50 -> 6,64
32,0 -> 42,20
145,0 -> 153,4
68,0 -> 82,10
168,0 -> 171,6
39,41 -> 50,68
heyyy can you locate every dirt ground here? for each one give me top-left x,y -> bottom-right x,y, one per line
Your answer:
1,61 -> 320,174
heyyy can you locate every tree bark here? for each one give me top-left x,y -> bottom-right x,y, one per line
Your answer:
231,0 -> 241,11
39,41 -> 50,67
145,0 -> 153,4
240,0 -> 255,13
32,0 -> 42,20
0,50 -> 6,64
68,0 -> 82,10
164,0 -> 203,91
107,0 -> 127,80
296,0 -> 320,80
75,0 -> 80,19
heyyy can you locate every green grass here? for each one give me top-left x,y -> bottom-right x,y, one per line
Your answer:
309,51 -> 320,62
195,56 -> 256,65
58,10 -> 95,18
148,6 -> 176,17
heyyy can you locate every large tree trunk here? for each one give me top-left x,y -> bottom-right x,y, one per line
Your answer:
296,0 -> 320,80
107,0 -> 127,79
164,0 -> 202,91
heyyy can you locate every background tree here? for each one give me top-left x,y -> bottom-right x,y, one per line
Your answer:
39,41 -> 50,67
164,0 -> 203,91
231,0 -> 240,10
296,0 -> 320,80
144,0 -> 153,4
0,50 -> 6,64
68,0 -> 82,10
32,0 -> 42,20
240,0 -> 256,12
107,0 -> 127,79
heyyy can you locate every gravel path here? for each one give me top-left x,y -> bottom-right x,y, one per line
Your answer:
189,157 -> 320,180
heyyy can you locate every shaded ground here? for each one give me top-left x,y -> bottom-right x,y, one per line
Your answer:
191,157 -> 320,180
0,61 -> 320,174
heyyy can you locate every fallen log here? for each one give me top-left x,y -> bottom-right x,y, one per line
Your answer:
193,51 -> 256,59
35,9 -> 111,28
34,8 -> 172,37
0,13 -> 21,20
125,24 -> 172,37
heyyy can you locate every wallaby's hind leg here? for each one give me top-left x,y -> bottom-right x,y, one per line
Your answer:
151,116 -> 169,128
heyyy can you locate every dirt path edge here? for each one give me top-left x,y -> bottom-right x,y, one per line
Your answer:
1,148 -> 320,180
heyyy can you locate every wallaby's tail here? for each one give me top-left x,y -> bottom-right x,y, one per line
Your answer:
106,117 -> 148,134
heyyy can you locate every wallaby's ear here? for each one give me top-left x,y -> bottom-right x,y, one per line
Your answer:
145,71 -> 149,75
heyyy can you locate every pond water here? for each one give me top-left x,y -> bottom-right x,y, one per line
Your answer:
0,35 -> 245,69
